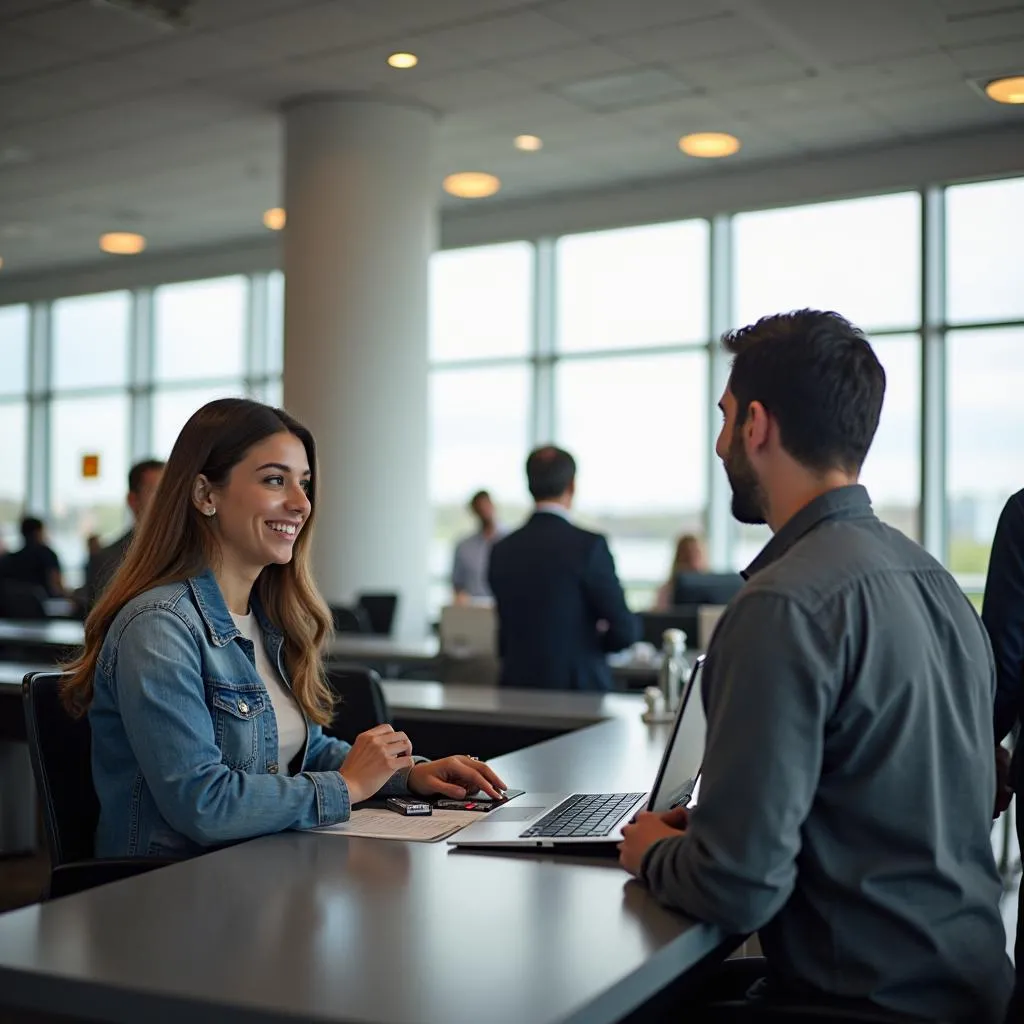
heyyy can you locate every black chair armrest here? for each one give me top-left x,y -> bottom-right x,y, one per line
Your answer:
48,857 -> 177,899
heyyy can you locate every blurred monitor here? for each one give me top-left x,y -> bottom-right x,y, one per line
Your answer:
439,604 -> 497,658
672,571 -> 744,608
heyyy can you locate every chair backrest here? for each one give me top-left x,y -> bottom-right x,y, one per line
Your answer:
0,580 -> 50,620
324,666 -> 392,744
439,603 -> 497,658
21,671 -> 99,866
671,571 -> 744,608
356,593 -> 399,636
330,604 -> 371,634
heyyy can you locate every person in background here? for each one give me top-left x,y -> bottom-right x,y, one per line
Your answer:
84,459 -> 165,609
653,533 -> 708,610
618,310 -> 1011,1022
0,516 -> 64,597
451,489 -> 505,603
981,486 -> 1024,1020
488,446 -> 639,691
62,399 -> 505,859
85,534 -> 103,561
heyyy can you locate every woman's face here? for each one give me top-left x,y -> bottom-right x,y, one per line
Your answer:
200,431 -> 312,575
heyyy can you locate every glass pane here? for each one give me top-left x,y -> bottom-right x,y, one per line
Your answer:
430,243 -> 533,362
153,385 -> 246,458
555,351 -> 708,592
154,277 -> 247,383
52,291 -> 130,391
734,193 -> 921,331
267,270 -> 284,375
859,335 -> 921,539
429,365 -> 531,585
946,177 -> 1024,325
947,328 -> 1024,586
50,394 -> 130,585
0,401 -> 27,550
0,305 -> 29,397
557,220 -> 708,352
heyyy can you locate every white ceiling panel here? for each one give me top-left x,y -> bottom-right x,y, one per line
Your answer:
544,0 -> 726,35
0,0 -> 1022,275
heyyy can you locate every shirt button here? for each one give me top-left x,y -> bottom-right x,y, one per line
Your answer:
237,700 -> 249,715
268,764 -> 279,775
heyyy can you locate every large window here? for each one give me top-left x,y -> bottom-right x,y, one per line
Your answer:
556,221 -> 708,352
429,243 -> 533,362
0,305 -> 29,549
0,304 -> 29,397
734,193 -> 921,331
52,291 -> 130,391
555,351 -> 708,606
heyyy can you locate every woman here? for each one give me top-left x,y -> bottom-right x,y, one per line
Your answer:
63,398 -> 504,858
652,534 -> 708,611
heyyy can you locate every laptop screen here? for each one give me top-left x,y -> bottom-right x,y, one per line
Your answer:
646,655 -> 707,813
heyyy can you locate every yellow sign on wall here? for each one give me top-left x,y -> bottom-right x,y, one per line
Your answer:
81,454 -> 100,479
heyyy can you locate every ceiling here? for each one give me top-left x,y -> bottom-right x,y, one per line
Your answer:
0,0 -> 1022,275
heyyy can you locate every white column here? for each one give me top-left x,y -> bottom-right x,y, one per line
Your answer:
283,97 -> 437,639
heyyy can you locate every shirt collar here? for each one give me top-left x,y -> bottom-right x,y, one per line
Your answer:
534,502 -> 572,521
743,484 -> 875,580
186,568 -> 283,647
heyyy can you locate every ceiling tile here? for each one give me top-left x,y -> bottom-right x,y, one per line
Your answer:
929,5 -> 1024,45
946,35 -> 1024,75
10,1 -> 178,55
610,13 -> 776,64
545,0 -> 724,35
216,3 -> 382,59
411,9 -> 583,63
0,28 -> 76,80
501,42 -> 637,86
343,0 -> 539,34
394,68 -> 535,111
678,47 -> 811,90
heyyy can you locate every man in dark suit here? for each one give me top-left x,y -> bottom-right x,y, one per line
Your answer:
83,458 -> 164,609
488,446 -> 639,691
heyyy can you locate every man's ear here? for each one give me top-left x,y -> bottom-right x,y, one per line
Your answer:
745,401 -> 772,452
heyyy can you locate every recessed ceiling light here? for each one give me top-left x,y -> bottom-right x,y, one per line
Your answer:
442,172 -> 501,199
99,232 -> 146,255
263,207 -> 287,231
387,52 -> 418,69
678,132 -> 741,158
514,134 -> 543,152
985,75 -> 1024,104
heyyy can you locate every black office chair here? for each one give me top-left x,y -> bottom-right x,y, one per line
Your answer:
0,580 -> 50,620
330,604 -> 371,634
324,666 -> 392,744
356,592 -> 399,636
22,672 -> 173,899
640,608 -> 700,648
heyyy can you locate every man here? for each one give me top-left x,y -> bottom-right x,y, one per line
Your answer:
618,310 -> 1011,1022
451,490 -> 504,602
0,516 -> 64,597
982,487 -> 1024,1019
488,446 -> 638,691
84,459 -> 165,608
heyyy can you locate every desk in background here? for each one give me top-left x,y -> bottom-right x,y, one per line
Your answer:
0,716 -> 728,1024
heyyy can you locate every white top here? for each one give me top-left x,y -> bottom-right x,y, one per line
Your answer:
230,611 -> 308,775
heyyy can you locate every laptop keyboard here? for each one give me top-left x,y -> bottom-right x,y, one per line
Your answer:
520,792 -> 645,839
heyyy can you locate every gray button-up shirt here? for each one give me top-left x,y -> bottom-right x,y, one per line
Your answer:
641,485 -> 1012,1023
451,527 -> 505,599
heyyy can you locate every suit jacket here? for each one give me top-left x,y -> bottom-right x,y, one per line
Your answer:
488,512 -> 639,691
84,530 -> 134,610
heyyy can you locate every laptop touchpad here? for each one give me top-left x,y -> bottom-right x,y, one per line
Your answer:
489,807 -> 546,822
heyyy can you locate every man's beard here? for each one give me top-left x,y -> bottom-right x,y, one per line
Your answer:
724,432 -> 767,525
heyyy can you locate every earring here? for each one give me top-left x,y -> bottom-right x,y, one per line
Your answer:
203,507 -> 216,518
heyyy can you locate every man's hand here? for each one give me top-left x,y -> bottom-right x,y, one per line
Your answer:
995,744 -> 1013,818
618,810 -> 687,877
408,756 -> 507,800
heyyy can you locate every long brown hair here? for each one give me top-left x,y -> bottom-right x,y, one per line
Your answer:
62,398 -> 334,723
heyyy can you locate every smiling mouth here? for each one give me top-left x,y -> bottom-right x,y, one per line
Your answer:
266,521 -> 300,537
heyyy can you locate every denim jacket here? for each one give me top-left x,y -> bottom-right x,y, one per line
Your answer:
91,568 -> 414,858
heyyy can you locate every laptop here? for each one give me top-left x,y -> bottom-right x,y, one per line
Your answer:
449,656 -> 706,850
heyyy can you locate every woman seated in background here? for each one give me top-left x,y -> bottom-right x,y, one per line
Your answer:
652,533 -> 708,611
63,397 -> 504,859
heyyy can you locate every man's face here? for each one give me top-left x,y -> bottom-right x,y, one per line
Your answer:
715,387 -> 766,526
472,495 -> 495,528
128,467 -> 164,522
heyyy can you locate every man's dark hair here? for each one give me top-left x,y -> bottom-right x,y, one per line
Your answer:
128,459 -> 165,495
20,517 -> 44,543
526,446 -> 576,501
469,490 -> 490,508
722,309 -> 885,475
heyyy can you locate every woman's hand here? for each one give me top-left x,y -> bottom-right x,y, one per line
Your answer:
339,724 -> 414,804
408,756 -> 507,800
